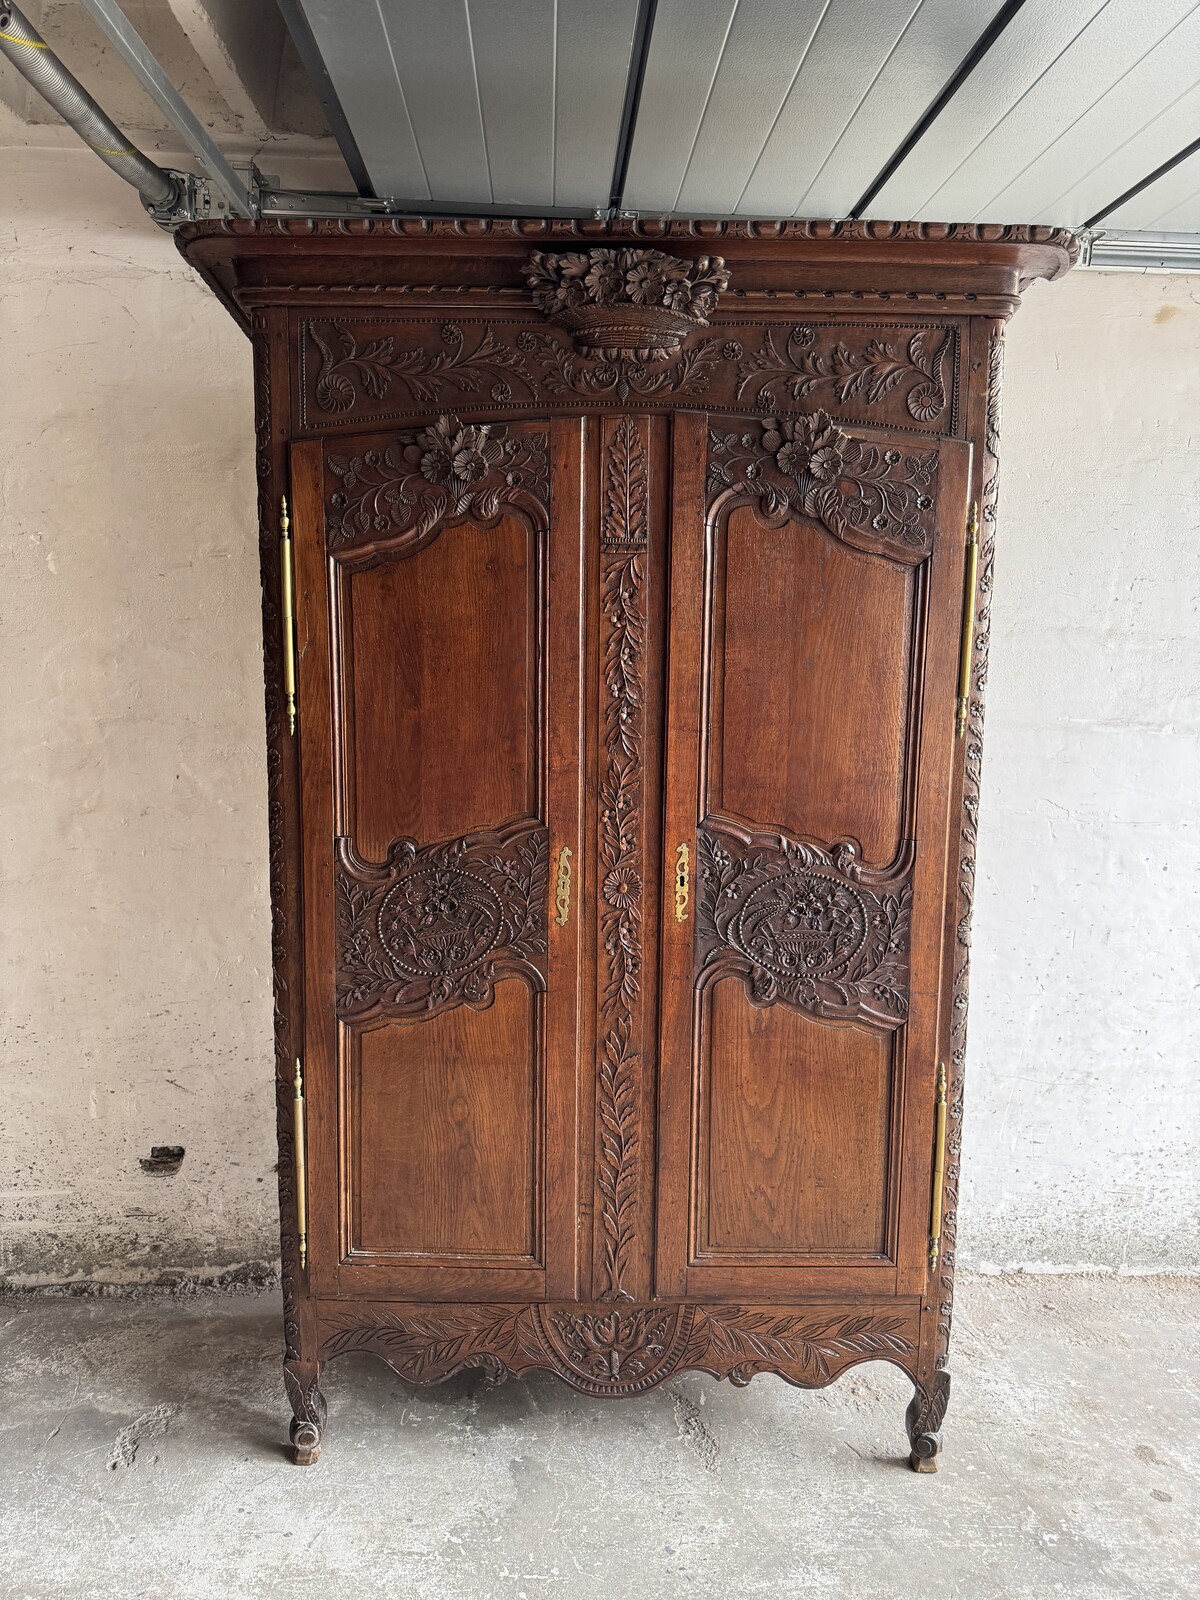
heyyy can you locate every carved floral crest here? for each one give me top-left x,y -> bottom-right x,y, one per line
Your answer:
326,414 -> 549,552
707,411 -> 937,556
525,247 -> 730,359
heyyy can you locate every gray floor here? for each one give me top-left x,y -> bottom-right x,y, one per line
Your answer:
1,1275 -> 1196,1600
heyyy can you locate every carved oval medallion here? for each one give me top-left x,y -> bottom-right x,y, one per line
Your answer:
733,868 -> 868,980
377,865 -> 504,978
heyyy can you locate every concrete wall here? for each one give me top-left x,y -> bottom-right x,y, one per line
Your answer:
2,150 -> 1197,1285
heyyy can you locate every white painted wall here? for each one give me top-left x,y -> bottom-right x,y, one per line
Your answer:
964,270 -> 1200,1272
1,151 -> 1197,1284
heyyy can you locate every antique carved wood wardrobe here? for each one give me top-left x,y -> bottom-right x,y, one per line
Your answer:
179,219 -> 1074,1467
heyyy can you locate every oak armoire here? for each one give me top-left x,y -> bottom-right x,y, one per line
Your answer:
178,218 -> 1074,1468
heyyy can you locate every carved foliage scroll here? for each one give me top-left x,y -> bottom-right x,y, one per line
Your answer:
707,411 -> 937,557
696,822 -> 912,1029
325,414 -> 549,556
596,415 -> 650,1301
301,319 -> 957,434
318,1301 -> 919,1397
335,821 -> 548,1021
736,324 -> 953,423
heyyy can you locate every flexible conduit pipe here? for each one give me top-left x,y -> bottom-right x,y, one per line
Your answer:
0,1 -> 178,213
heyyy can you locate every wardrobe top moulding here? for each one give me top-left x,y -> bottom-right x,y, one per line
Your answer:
176,218 -> 1078,333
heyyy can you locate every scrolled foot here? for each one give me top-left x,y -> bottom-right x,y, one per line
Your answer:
290,1417 -> 321,1467
284,1360 -> 327,1467
906,1367 -> 950,1474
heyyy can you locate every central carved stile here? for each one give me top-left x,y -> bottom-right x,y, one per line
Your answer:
596,413 -> 650,1301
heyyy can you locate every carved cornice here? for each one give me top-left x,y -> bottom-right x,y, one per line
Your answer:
178,219 -> 1075,335
696,821 -> 913,1029
317,1300 -> 920,1397
325,415 -> 549,559
180,215 -> 1077,258
335,821 -> 548,1021
707,411 -> 938,558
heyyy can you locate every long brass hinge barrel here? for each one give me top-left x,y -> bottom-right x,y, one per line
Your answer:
280,495 -> 297,736
955,503 -> 980,738
928,1061 -> 948,1273
292,1057 -> 308,1271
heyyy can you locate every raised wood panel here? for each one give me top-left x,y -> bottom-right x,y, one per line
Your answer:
343,516 -> 538,856
346,984 -> 540,1262
697,979 -> 893,1260
707,502 -> 914,864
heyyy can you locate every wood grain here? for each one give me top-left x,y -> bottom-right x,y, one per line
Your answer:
348,987 -> 538,1260
345,517 -> 536,856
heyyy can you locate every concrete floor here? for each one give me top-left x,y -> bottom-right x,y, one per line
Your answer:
1,1275 -> 1195,1600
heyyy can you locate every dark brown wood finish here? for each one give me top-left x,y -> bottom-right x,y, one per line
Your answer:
180,218 -> 1073,1471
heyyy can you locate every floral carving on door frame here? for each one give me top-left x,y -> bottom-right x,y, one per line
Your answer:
707,411 -> 938,557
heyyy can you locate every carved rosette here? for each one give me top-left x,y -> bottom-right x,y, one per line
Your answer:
317,1301 -> 919,1398
696,823 -> 912,1028
595,414 -> 650,1301
326,414 -> 549,556
707,412 -> 937,556
335,822 -> 548,1020
525,247 -> 730,359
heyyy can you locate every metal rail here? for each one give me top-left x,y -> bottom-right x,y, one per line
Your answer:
0,0 -> 178,218
76,0 -> 253,217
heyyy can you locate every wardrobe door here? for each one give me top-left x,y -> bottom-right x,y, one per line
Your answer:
656,412 -> 972,1301
291,417 -> 585,1302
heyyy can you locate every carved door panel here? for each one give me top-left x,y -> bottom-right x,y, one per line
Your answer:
656,412 -> 972,1302
290,417 -> 584,1302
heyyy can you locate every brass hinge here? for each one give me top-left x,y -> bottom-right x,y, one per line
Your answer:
955,502 -> 980,738
280,494 -> 298,736
292,1058 -> 308,1272
928,1061 -> 948,1273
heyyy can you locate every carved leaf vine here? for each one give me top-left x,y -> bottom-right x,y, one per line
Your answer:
321,1307 -> 542,1385
699,1310 -> 917,1386
595,417 -> 649,1302
311,320 -> 536,410
596,1019 -> 639,1302
737,325 -> 952,422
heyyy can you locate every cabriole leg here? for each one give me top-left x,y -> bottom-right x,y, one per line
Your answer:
285,1360 -> 327,1466
906,1368 -> 950,1473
